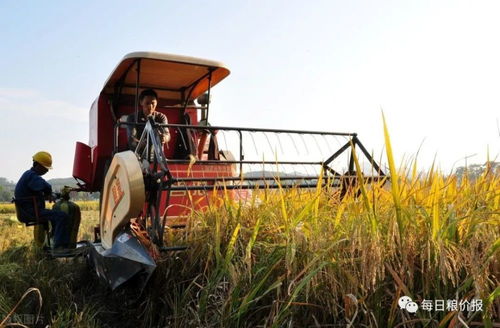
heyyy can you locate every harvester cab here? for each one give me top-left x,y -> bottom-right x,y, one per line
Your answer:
72,52 -> 386,289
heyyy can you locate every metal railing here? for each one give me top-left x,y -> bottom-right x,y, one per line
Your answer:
114,119 -> 386,191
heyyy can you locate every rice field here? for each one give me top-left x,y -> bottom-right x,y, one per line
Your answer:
0,127 -> 498,327
0,201 -> 99,214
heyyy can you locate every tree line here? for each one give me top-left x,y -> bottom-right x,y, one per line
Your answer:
0,177 -> 99,202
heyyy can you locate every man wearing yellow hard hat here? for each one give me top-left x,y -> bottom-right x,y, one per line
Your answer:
14,151 -> 70,249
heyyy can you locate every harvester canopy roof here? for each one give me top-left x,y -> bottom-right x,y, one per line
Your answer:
102,52 -> 230,102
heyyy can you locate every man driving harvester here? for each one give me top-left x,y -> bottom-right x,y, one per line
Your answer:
14,151 -> 70,249
126,88 -> 171,151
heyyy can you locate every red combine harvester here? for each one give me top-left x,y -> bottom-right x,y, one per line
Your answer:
72,52 -> 385,289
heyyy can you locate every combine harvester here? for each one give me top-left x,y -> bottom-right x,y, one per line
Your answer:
72,52 -> 386,289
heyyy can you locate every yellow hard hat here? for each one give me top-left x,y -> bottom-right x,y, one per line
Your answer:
32,151 -> 53,169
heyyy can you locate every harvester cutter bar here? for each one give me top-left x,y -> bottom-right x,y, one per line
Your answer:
161,176 -> 384,191
160,246 -> 189,252
172,175 -> 333,182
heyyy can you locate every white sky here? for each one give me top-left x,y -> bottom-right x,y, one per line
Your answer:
0,0 -> 498,182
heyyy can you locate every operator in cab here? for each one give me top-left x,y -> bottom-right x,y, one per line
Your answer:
14,151 -> 70,249
126,88 -> 171,151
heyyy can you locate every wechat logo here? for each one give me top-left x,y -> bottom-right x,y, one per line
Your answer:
399,296 -> 418,313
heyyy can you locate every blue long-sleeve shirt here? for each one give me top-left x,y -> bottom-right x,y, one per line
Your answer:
14,168 -> 52,220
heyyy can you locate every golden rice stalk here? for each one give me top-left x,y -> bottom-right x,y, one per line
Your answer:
351,142 -> 377,235
382,112 -> 403,238
431,172 -> 442,241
